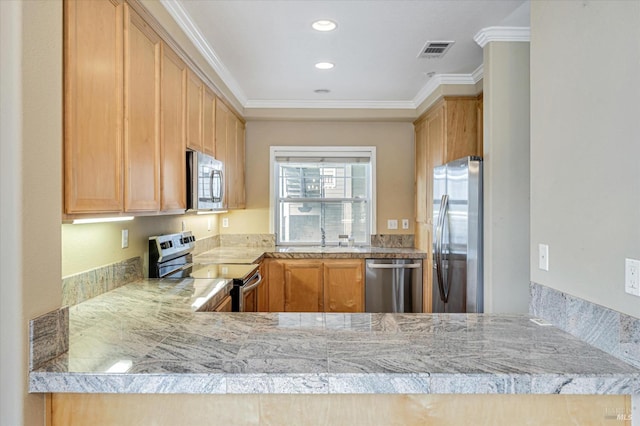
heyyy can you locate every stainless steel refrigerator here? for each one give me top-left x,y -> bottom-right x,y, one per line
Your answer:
432,156 -> 483,313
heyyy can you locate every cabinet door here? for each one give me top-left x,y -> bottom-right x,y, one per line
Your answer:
214,99 -> 229,207
443,98 -> 479,163
415,222 -> 432,313
426,102 -> 444,228
202,87 -> 216,156
323,260 -> 364,313
267,259 -> 285,311
64,0 -> 124,213
159,43 -> 186,211
214,295 -> 232,312
414,119 -> 428,223
257,261 -> 269,312
234,119 -> 246,208
243,287 -> 258,312
226,113 -> 238,208
284,260 -> 323,312
123,5 -> 160,212
185,68 -> 203,152
268,259 -> 324,312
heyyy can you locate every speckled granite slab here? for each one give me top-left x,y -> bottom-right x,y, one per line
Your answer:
29,307 -> 68,370
29,281 -> 640,395
370,234 -> 415,248
530,282 -> 640,369
62,256 -> 143,306
193,246 -> 427,264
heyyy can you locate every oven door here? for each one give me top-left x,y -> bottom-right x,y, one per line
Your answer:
238,270 -> 263,312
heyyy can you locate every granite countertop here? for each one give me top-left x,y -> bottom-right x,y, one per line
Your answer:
193,245 -> 427,264
29,279 -> 640,395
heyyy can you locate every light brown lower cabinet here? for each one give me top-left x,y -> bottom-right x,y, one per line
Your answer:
47,393 -> 631,426
213,295 -> 232,312
257,261 -> 269,312
266,259 -> 364,313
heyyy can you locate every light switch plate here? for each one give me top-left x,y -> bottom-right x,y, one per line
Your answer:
625,258 -> 640,296
402,219 -> 409,229
538,244 -> 549,271
387,219 -> 398,230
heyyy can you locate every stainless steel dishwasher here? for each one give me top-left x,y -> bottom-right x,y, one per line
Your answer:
365,259 -> 423,313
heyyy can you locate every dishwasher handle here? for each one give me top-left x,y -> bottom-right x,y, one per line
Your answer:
367,263 -> 422,269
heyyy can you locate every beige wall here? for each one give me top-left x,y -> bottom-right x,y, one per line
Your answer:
482,41 -> 531,314
0,1 -> 63,424
62,214 -> 219,277
222,121 -> 416,238
530,1 -> 640,319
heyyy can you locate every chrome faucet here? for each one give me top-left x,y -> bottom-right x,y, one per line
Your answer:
320,228 -> 326,247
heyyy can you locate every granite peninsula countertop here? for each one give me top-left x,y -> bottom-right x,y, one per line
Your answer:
29,278 -> 640,395
193,245 -> 427,264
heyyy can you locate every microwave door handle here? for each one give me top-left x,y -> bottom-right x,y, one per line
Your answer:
435,194 -> 449,303
219,170 -> 224,204
210,169 -> 223,203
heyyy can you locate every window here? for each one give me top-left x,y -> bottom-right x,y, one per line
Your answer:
271,146 -> 376,246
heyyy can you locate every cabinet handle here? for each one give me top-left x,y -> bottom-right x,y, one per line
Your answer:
367,263 -> 421,269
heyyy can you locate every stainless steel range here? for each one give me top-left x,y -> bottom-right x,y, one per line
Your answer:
148,231 -> 261,312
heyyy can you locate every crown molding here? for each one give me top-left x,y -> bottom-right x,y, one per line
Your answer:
160,1 -> 485,113
159,0 -> 248,106
471,64 -> 484,83
473,26 -> 530,48
412,69 -> 481,109
244,99 -> 416,110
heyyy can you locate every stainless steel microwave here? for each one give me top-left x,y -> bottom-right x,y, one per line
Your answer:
187,151 -> 224,211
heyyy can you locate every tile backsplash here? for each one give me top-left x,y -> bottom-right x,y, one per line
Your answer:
530,282 -> 640,369
29,307 -> 68,370
62,257 -> 142,307
370,234 -> 415,248
220,234 -> 276,247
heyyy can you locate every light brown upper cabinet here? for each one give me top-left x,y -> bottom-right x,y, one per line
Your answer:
234,119 -> 246,209
185,68 -> 204,153
215,99 -> 246,209
64,0 -> 124,214
202,87 -> 216,156
413,95 -> 482,312
64,0 -> 241,216
414,96 -> 480,224
123,5 -> 161,212
159,43 -> 187,212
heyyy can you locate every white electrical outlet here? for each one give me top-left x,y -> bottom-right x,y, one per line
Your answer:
402,219 -> 409,229
625,258 -> 640,296
181,221 -> 186,231
207,218 -> 211,231
538,244 -> 549,271
387,219 -> 398,230
121,229 -> 129,249
222,217 -> 229,228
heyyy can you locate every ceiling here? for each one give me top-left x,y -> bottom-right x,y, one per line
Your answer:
161,0 -> 529,112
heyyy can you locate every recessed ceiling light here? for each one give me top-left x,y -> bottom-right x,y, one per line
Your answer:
312,20 -> 337,32
314,89 -> 331,94
315,62 -> 334,70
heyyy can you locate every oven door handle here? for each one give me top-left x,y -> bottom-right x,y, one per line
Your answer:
162,263 -> 194,278
240,272 -> 263,295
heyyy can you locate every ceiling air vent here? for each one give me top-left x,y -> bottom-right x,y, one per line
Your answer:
418,41 -> 455,59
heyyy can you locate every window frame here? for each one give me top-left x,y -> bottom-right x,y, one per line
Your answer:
270,146 -> 377,246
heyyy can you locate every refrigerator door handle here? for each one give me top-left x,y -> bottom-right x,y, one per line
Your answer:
435,194 -> 449,303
